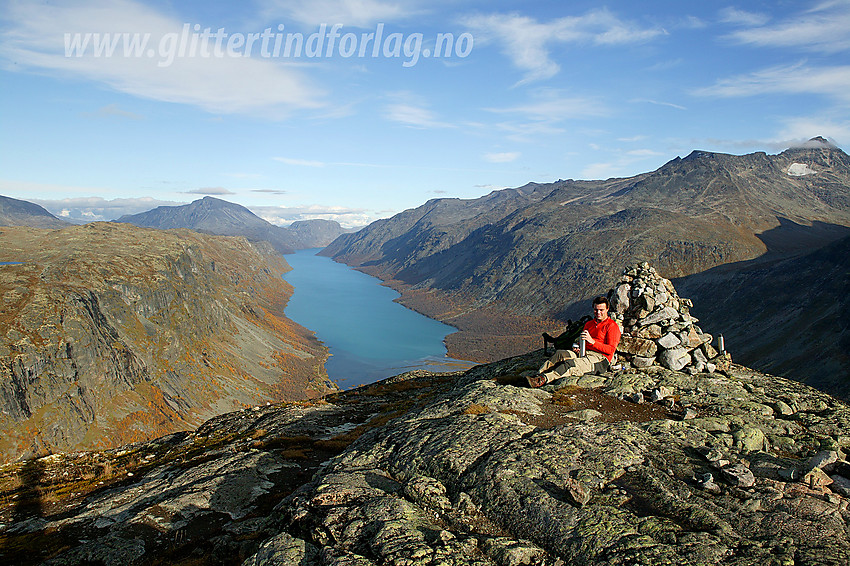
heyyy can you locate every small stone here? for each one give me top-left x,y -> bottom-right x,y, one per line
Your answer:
639,306 -> 679,326
774,400 -> 794,416
626,391 -> 645,404
631,356 -> 655,368
701,343 -> 719,359
648,386 -> 673,403
563,477 -> 590,507
636,324 -> 663,339
683,407 -> 698,420
697,447 -> 724,461
566,409 -> 602,421
803,467 -> 833,490
681,326 -> 703,348
617,336 -> 658,358
697,472 -> 722,494
721,464 -> 756,488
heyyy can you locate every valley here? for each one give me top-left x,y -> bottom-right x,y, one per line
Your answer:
322,139 -> 850,396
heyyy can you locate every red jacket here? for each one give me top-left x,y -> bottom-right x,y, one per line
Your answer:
584,317 -> 621,362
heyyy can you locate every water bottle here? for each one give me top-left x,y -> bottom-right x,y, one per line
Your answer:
579,337 -> 586,357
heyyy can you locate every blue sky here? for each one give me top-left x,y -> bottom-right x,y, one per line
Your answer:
1,0 -> 849,228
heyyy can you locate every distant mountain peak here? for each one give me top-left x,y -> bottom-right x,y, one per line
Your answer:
792,136 -> 839,150
0,194 -> 71,229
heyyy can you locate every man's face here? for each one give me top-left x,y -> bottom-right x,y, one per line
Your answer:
593,302 -> 609,322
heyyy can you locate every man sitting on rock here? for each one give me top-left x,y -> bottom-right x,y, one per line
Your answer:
528,296 -> 621,388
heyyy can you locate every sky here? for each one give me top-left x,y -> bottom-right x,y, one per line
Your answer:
1,0 -> 849,228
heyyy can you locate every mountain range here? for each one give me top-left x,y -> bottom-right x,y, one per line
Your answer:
116,196 -> 348,253
323,138 -> 850,395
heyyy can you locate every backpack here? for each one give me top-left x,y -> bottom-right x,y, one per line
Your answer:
542,315 -> 592,354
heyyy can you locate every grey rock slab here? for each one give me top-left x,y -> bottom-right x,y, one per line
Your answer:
656,332 -> 682,350
639,306 -> 680,327
806,450 -> 840,473
659,347 -> 690,371
720,464 -> 755,488
617,336 -> 658,357
416,380 -> 549,419
242,532 -> 320,566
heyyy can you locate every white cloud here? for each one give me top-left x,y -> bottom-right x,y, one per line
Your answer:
486,90 -> 608,121
259,0 -> 425,28
483,152 -> 520,163
719,7 -> 771,27
183,187 -> 236,195
29,196 -> 185,222
384,97 -> 453,128
462,9 -> 664,84
581,162 -> 618,180
0,0 -> 325,116
84,103 -> 144,120
482,89 -> 607,142
626,149 -> 663,156
249,204 -> 376,228
274,157 -> 327,167
723,1 -> 850,53
694,62 -> 850,104
777,116 -> 850,147
632,98 -> 687,110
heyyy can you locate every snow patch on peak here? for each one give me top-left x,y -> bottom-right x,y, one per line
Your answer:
787,163 -> 816,176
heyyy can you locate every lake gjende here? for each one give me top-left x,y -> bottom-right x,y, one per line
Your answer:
283,249 -> 473,389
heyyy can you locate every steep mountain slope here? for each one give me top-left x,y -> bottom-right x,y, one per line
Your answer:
0,195 -> 70,229
0,223 -> 334,463
287,218 -> 353,249
324,139 -> 850,368
676,233 -> 850,397
117,196 -> 346,254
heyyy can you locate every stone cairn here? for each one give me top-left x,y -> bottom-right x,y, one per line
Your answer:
608,262 -> 728,373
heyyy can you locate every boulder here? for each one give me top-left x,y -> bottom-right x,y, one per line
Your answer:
659,347 -> 690,371
617,336 -> 657,358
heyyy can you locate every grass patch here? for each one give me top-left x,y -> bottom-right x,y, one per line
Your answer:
463,404 -> 491,415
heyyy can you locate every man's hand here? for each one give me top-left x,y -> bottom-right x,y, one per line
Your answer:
580,329 -> 595,345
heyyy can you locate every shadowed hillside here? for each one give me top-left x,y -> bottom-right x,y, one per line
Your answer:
676,232 -> 850,398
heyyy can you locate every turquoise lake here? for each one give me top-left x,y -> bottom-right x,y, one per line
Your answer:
282,249 -> 474,389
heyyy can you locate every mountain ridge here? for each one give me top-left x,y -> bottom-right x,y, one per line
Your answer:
117,196 -> 347,254
323,140 -> 850,391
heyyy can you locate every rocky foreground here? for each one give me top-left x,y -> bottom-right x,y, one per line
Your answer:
1,350 -> 849,565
